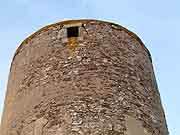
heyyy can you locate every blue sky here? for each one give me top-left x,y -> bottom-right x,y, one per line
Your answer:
0,0 -> 179,134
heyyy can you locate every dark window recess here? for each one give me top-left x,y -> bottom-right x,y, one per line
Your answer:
67,26 -> 79,37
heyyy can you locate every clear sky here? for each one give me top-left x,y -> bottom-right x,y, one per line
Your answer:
0,0 -> 179,134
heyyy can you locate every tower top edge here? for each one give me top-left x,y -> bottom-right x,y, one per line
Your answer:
12,19 -> 152,67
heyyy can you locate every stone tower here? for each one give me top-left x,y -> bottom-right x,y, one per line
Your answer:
1,20 -> 168,135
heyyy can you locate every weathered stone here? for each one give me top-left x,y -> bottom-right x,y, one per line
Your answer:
0,19 -> 168,135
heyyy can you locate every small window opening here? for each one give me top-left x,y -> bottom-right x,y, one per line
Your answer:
67,26 -> 79,38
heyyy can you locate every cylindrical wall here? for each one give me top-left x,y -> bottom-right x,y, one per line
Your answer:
1,20 -> 168,135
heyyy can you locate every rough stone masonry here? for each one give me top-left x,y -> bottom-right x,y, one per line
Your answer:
0,19 -> 168,135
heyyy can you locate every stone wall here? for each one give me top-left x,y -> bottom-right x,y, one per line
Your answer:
1,20 -> 168,135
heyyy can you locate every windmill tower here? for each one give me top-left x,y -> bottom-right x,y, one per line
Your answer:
1,20 -> 168,135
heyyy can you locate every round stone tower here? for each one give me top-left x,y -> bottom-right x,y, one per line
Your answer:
1,20 -> 168,135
